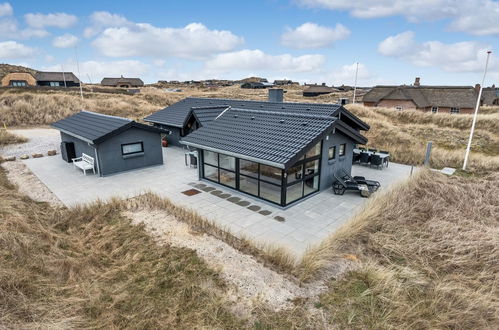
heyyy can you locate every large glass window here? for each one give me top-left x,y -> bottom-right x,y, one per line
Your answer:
260,181 -> 281,204
219,169 -> 236,188
305,141 -> 321,158
239,175 -> 258,196
304,175 -> 319,196
204,150 -> 218,166
240,159 -> 258,177
259,164 -> 282,185
304,159 -> 319,176
286,181 -> 303,204
204,164 -> 218,182
219,154 -> 235,171
287,164 -> 303,183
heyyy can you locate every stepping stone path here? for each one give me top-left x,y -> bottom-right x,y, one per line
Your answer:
247,205 -> 261,212
259,210 -> 272,216
236,201 -> 250,207
195,183 -> 207,189
274,216 -> 285,222
219,193 -> 231,199
227,197 -> 241,203
201,186 -> 216,192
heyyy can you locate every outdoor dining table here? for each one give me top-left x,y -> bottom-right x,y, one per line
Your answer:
353,149 -> 390,167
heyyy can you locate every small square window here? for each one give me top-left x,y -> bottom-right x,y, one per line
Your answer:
431,106 -> 438,114
395,106 -> 403,111
328,146 -> 336,160
339,143 -> 346,157
450,107 -> 460,114
121,142 -> 143,155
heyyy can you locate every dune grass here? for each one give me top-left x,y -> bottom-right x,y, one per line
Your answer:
0,167 -> 245,328
298,169 -> 499,328
0,129 -> 27,146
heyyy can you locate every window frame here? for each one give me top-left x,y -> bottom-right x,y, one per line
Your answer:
339,143 -> 346,157
450,107 -> 460,114
431,106 -> 438,114
121,141 -> 144,156
328,146 -> 336,160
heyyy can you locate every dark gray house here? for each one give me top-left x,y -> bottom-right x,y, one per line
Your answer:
176,102 -> 368,207
144,92 -> 367,148
52,111 -> 163,176
35,72 -> 80,87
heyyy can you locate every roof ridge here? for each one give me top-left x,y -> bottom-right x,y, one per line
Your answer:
81,110 -> 131,122
185,96 -> 340,107
228,107 -> 335,120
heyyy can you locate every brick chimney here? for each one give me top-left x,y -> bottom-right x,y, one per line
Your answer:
321,82 -> 326,86
475,83 -> 481,93
414,77 -> 420,87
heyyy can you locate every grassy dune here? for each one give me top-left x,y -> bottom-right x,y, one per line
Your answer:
299,169 -> 499,328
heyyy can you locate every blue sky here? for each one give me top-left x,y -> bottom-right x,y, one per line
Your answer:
1,0 -> 498,85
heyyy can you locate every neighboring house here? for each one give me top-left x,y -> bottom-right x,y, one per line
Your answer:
101,76 -> 144,88
52,111 -> 163,176
35,72 -> 80,87
363,77 -> 478,114
145,90 -> 369,207
241,81 -> 275,89
303,84 -> 335,97
1,72 -> 37,87
481,86 -> 499,106
274,79 -> 297,85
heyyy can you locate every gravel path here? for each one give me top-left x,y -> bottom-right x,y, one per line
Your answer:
0,128 -> 60,158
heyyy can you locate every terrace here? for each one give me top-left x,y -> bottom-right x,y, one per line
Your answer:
23,146 -> 414,257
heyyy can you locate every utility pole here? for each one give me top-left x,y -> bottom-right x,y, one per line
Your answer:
61,64 -> 67,88
462,50 -> 491,171
74,46 -> 84,102
352,62 -> 359,104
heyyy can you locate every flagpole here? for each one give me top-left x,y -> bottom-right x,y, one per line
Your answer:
352,62 -> 359,104
74,46 -> 84,102
462,50 -> 491,171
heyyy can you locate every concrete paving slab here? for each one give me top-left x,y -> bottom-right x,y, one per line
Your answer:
23,143 -> 415,258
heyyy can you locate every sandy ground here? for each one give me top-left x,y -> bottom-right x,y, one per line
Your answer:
1,160 -> 63,206
0,128 -> 60,158
124,209 -> 355,315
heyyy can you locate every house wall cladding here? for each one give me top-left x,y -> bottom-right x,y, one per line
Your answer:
320,131 -> 354,190
97,127 -> 163,176
60,132 -> 97,163
153,124 -> 182,147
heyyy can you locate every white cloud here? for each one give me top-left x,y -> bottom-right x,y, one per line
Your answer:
52,33 -> 78,48
24,12 -> 77,29
93,22 -> 244,59
0,40 -> 35,58
0,4 -> 49,39
43,60 -> 151,83
281,22 -> 350,49
204,49 -> 326,74
0,2 -> 13,16
378,31 -> 496,73
83,11 -> 131,38
296,0 -> 499,36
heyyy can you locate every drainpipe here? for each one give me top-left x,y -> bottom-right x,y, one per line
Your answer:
89,143 -> 101,176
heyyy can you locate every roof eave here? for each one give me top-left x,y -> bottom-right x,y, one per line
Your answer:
180,140 -> 285,169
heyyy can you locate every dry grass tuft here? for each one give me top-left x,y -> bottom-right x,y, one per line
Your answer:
300,169 -> 499,328
0,167 -> 244,328
0,129 -> 28,145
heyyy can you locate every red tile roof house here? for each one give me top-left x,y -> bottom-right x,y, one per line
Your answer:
362,77 -> 481,114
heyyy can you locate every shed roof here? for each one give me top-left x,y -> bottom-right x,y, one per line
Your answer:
303,85 -> 335,94
144,97 -> 369,131
101,77 -> 144,86
35,71 -> 80,83
51,111 -> 160,144
181,108 -> 367,169
363,85 -> 478,108
481,88 -> 499,105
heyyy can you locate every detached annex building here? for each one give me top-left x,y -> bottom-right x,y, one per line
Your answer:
145,92 -> 369,207
1,71 -> 80,87
363,77 -> 478,114
52,111 -> 163,176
